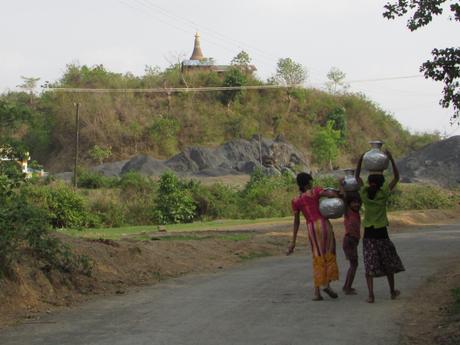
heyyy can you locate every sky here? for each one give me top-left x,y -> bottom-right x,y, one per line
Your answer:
1,0 -> 459,136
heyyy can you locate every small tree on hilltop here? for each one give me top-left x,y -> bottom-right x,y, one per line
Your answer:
231,50 -> 252,67
275,58 -> 307,86
325,67 -> 349,94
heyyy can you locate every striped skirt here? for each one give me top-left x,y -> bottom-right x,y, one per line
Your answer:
307,218 -> 339,287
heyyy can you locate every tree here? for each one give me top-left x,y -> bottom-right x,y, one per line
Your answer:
17,76 -> 40,95
383,0 -> 460,123
311,121 -> 341,170
88,145 -> 112,165
325,67 -> 349,94
231,51 -> 252,67
275,58 -> 307,86
221,67 -> 247,107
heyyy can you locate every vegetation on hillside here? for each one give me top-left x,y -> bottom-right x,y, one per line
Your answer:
0,60 -> 440,172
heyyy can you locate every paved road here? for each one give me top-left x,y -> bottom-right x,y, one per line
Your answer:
1,225 -> 460,345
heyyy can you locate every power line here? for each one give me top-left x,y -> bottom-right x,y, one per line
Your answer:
138,0 -> 277,61
119,0 -> 276,64
47,75 -> 429,94
347,75 -> 423,84
48,84 -> 298,93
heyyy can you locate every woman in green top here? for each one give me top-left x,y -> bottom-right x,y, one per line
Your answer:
355,150 -> 405,303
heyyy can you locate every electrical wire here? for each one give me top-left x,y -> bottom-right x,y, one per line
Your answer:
47,84 -> 298,93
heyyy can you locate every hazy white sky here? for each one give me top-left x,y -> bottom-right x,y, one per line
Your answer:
1,0 -> 459,135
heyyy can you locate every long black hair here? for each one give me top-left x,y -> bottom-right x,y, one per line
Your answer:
367,174 -> 385,200
296,172 -> 313,193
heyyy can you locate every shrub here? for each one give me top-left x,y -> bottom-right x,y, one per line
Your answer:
388,184 -> 455,211
23,183 -> 99,229
189,181 -> 241,220
116,172 -> 157,225
0,175 -> 92,277
239,171 -> 296,219
118,171 -> 154,195
154,172 -> 196,224
77,169 -> 118,189
88,193 -> 126,227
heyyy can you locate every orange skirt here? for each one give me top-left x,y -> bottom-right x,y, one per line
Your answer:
307,218 -> 339,287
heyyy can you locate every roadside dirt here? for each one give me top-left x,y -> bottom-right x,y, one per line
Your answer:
400,258 -> 460,345
0,207 -> 459,330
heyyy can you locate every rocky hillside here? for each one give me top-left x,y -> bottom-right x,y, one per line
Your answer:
398,136 -> 460,187
92,136 -> 308,177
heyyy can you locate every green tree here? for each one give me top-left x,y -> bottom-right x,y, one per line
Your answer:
326,107 -> 347,141
221,67 -> 247,106
17,76 -> 40,104
311,121 -> 341,170
325,67 -> 349,94
149,117 -> 180,156
231,50 -> 252,67
154,172 -> 196,224
88,145 -> 112,165
383,0 -> 460,123
275,58 -> 307,86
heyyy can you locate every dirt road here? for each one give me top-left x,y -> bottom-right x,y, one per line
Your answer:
1,224 -> 459,345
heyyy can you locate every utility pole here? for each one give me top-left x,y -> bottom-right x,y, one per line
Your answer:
73,103 -> 80,188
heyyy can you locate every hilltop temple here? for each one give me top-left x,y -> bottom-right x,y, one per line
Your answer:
181,33 -> 256,74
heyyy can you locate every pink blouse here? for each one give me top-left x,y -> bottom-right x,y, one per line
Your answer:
291,187 -> 324,223
344,208 -> 361,239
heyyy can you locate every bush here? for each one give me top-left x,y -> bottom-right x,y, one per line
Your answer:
23,183 -> 99,229
88,193 -> 126,227
239,170 -> 296,219
0,175 -> 92,277
77,169 -> 118,189
388,184 -> 455,211
118,171 -> 154,195
117,172 -> 157,225
154,172 -> 196,224
189,181 -> 241,220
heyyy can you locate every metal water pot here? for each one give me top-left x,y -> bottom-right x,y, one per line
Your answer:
342,168 -> 359,192
319,190 -> 345,219
363,140 -> 389,172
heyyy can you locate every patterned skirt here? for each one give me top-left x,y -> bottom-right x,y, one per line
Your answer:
363,238 -> 405,277
307,218 -> 339,287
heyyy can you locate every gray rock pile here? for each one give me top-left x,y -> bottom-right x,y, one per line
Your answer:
397,135 -> 460,187
92,136 -> 309,177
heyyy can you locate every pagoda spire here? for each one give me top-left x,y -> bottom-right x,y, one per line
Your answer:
190,32 -> 205,61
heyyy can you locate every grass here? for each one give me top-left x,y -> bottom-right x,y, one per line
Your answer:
144,233 -> 253,242
59,217 -> 291,240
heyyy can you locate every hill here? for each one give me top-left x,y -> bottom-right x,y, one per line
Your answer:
0,64 -> 439,172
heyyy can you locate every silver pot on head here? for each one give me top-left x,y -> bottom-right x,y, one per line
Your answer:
342,168 -> 359,192
363,140 -> 389,173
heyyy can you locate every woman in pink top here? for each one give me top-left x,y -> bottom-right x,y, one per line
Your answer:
287,172 -> 340,301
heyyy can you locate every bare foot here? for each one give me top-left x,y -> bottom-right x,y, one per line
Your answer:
323,287 -> 338,299
312,295 -> 324,301
366,295 -> 375,303
344,288 -> 357,295
391,290 -> 401,300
